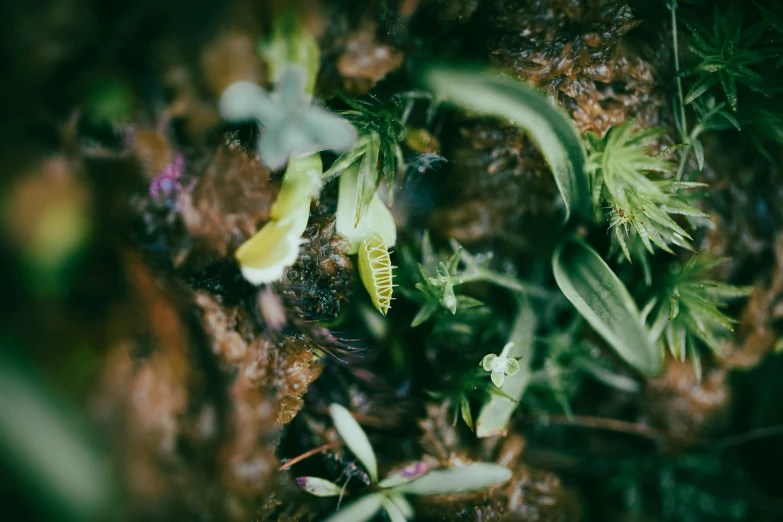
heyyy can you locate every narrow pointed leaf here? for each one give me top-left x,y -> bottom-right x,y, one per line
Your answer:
329,404 -> 378,482
381,496 -> 408,522
552,239 -> 662,375
387,494 -> 414,519
420,63 -> 590,221
411,302 -> 439,327
379,462 -> 431,489
685,74 -> 721,104
393,463 -> 512,496
460,396 -> 474,431
354,133 -> 381,227
296,477 -> 342,497
693,139 -> 705,170
322,494 -> 383,522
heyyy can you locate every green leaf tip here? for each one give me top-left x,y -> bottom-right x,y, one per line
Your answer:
393,463 -> 512,496
329,403 -> 378,482
321,493 -> 383,522
419,62 -> 591,222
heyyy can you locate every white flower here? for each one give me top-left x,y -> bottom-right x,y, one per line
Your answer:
219,65 -> 357,170
480,342 -> 520,387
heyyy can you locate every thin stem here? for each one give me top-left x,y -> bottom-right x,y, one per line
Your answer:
278,440 -> 345,471
458,270 -> 562,301
522,414 -> 783,448
676,122 -> 704,179
672,1 -> 689,180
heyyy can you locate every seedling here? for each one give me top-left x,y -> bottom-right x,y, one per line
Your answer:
401,232 -> 555,327
296,403 -> 512,522
585,121 -> 707,260
645,255 -> 752,378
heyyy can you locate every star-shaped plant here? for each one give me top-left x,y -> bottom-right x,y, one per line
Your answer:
645,255 -> 752,378
296,403 -> 512,522
219,65 -> 357,170
400,232 -> 555,327
480,342 -> 521,388
679,2 -> 771,112
585,121 -> 707,261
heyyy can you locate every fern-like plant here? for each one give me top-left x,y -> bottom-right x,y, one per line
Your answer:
585,121 -> 707,261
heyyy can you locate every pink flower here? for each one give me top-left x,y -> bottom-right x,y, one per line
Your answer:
149,153 -> 185,199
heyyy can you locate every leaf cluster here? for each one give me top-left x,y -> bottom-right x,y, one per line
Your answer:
399,233 -> 484,327
680,2 -> 772,112
646,255 -> 752,377
324,94 -> 406,226
586,121 -> 707,260
297,404 -> 512,522
400,232 -> 551,328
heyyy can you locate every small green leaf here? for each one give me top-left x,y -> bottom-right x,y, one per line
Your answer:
692,139 -> 705,170
329,404 -> 378,482
460,396 -> 474,431
378,462 -> 431,489
296,476 -> 342,497
381,496 -> 408,522
260,10 -> 320,94
411,302 -> 439,327
420,63 -> 590,222
552,239 -> 662,375
321,494 -> 383,522
355,132 -> 381,227
386,494 -> 414,519
685,74 -> 721,104
393,463 -> 512,496
720,71 -> 738,112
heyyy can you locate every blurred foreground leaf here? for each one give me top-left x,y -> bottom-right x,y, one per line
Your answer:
420,63 -> 591,222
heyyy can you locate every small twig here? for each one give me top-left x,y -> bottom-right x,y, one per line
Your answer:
278,440 -> 345,471
523,414 -> 783,448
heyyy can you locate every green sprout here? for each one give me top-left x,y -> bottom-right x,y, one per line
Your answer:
585,121 -> 707,260
323,95 -> 406,227
480,342 -> 520,388
401,232 -> 555,327
646,255 -> 752,378
679,2 -> 771,112
296,404 -> 512,522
